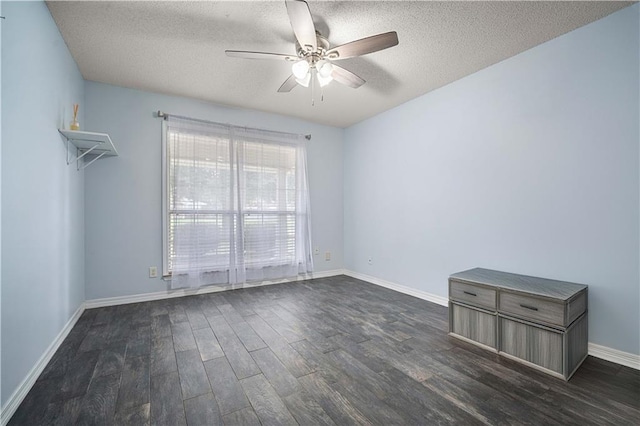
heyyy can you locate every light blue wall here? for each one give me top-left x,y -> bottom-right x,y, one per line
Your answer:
84,82 -> 344,300
1,1 -> 85,407
344,5 -> 640,355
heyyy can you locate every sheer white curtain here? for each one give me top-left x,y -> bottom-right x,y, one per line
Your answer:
167,116 -> 313,289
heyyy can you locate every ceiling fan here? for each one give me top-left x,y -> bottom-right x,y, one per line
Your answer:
225,0 -> 399,95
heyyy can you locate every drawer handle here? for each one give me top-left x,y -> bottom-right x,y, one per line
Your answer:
463,291 -> 477,297
520,304 -> 539,311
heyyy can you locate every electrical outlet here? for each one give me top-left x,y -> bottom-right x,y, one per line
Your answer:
314,247 -> 320,255
149,266 -> 158,278
325,251 -> 331,261
368,257 -> 373,265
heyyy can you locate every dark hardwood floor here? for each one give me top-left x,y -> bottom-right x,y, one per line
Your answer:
9,275 -> 640,425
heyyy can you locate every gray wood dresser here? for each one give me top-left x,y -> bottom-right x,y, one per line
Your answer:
448,268 -> 588,380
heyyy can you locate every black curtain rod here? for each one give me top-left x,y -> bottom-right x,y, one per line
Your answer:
156,111 -> 311,141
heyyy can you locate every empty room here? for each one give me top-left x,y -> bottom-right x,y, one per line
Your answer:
1,0 -> 639,425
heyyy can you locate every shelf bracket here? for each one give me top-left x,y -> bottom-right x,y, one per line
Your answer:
66,138 -> 105,170
81,152 -> 108,170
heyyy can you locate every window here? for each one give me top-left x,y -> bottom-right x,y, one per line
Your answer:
162,116 -> 313,289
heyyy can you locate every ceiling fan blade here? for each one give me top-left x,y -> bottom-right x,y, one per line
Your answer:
225,50 -> 297,61
278,75 -> 298,93
331,64 -> 365,89
285,0 -> 317,52
326,31 -> 399,60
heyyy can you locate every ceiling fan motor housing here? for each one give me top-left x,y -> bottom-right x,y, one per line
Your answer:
296,32 -> 331,65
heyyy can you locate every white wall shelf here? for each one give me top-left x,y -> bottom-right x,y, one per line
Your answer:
58,129 -> 118,170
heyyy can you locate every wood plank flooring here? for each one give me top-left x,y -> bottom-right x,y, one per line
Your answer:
9,275 -> 640,425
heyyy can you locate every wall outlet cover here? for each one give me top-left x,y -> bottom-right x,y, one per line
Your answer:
149,266 -> 158,278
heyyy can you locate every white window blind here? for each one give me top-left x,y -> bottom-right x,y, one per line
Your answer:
163,115 -> 313,289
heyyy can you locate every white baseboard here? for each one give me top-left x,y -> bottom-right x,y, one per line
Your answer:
588,343 -> 640,370
0,303 -> 86,426
343,269 -> 449,307
344,269 -> 639,371
85,269 -> 345,309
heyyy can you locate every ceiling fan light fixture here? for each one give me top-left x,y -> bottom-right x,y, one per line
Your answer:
317,60 -> 333,78
291,60 -> 310,79
316,60 -> 333,87
317,73 -> 332,87
295,72 -> 311,87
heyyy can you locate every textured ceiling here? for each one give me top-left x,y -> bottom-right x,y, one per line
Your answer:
46,1 -> 632,128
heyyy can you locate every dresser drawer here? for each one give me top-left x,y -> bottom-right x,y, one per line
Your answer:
450,280 -> 496,310
499,292 -> 565,327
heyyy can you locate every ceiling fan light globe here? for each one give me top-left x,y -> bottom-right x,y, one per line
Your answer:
317,60 -> 333,78
296,73 -> 311,88
317,73 -> 333,87
292,60 -> 310,79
